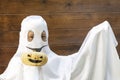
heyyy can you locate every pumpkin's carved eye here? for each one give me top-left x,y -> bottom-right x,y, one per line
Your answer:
40,56 -> 43,58
28,31 -> 34,42
41,31 -> 46,42
27,54 -> 31,57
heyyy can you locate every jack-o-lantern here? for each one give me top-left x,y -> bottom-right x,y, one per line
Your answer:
21,52 -> 48,66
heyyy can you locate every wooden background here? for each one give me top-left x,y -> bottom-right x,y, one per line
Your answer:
0,0 -> 120,73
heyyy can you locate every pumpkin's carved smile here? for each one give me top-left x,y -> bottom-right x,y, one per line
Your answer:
29,59 -> 42,63
21,52 -> 48,66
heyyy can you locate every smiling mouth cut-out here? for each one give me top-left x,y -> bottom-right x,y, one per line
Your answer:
29,59 -> 42,63
26,45 -> 47,52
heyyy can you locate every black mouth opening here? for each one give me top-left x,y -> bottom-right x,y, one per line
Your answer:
29,59 -> 42,63
26,45 -> 47,52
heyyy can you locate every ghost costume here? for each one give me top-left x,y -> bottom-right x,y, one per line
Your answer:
0,15 -> 120,80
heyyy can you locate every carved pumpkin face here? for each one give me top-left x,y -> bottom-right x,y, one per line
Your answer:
21,52 -> 48,66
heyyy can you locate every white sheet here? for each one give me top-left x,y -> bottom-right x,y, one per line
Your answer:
0,16 -> 120,80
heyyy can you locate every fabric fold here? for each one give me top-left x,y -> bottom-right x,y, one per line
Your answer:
70,21 -> 120,80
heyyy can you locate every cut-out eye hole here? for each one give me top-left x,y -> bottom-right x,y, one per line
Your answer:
28,31 -> 34,42
41,31 -> 46,42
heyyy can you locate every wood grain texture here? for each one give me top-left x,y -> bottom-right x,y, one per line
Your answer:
0,0 -> 120,73
0,0 -> 119,14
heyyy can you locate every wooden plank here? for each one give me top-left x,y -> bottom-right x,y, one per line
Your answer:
0,31 -> 19,46
44,12 -> 120,30
50,44 -> 80,55
113,29 -> 120,42
0,0 -> 119,14
0,66 -> 6,74
0,47 -> 17,65
0,13 -> 119,31
0,15 -> 25,31
49,29 -> 88,45
117,45 -> 120,57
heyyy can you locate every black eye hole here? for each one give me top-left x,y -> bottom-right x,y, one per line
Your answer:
28,31 -> 34,42
27,54 -> 31,57
41,31 -> 46,42
40,56 -> 43,58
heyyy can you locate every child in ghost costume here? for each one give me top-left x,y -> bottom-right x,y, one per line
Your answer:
0,15 -> 120,80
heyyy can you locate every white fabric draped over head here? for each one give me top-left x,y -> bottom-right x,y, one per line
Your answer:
0,15 -> 120,80
16,15 -> 49,56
